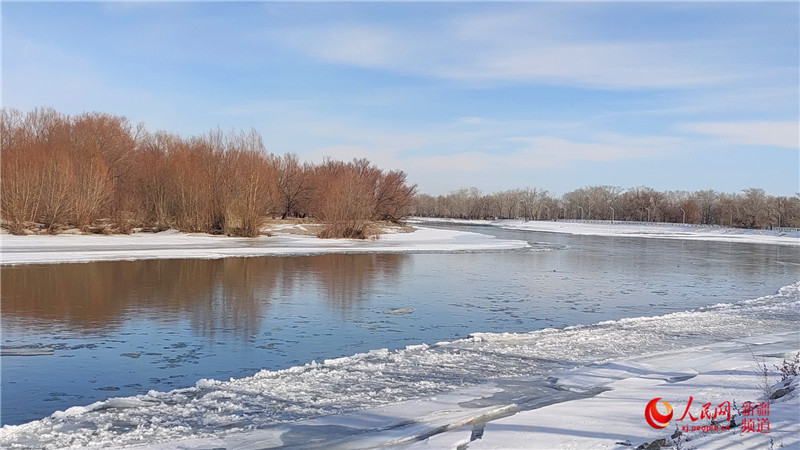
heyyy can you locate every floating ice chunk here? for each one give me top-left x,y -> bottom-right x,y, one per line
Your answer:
104,398 -> 159,409
195,379 -> 219,389
51,401 -> 103,420
384,308 -> 415,315
404,343 -> 429,352
0,346 -> 55,356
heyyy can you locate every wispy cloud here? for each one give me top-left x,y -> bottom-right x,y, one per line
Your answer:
279,9 -> 761,90
403,133 -> 676,173
269,109 -> 679,176
505,135 -> 673,166
680,121 -> 799,149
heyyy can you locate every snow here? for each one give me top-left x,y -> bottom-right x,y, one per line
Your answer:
5,219 -> 794,265
420,333 -> 800,450
0,226 -> 530,265
136,386 -> 516,450
412,218 -> 800,246
384,308 -> 416,315
1,283 -> 797,449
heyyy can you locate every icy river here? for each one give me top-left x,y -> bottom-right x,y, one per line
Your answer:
1,225 -> 798,447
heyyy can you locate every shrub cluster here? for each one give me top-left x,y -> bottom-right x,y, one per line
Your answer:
1,108 -> 416,238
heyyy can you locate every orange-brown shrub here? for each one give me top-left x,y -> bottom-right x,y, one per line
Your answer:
311,159 -> 380,239
1,108 -> 417,237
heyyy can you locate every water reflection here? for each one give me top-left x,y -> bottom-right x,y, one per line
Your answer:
300,254 -> 403,312
1,254 -> 407,339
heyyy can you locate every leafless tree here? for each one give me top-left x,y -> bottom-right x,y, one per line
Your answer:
413,185 -> 799,229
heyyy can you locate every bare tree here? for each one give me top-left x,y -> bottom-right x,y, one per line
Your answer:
412,184 -> 798,229
739,188 -> 770,228
374,170 -> 417,223
276,153 -> 312,219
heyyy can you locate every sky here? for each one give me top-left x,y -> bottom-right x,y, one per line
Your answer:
3,1 -> 799,196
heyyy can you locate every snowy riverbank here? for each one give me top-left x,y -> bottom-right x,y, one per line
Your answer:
412,218 -> 800,246
138,332 -> 799,450
412,332 -> 800,450
0,226 -> 529,265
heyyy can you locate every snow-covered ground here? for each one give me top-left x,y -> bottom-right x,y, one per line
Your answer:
4,219 -> 795,266
0,226 -> 529,265
411,333 -> 799,450
412,218 -> 800,246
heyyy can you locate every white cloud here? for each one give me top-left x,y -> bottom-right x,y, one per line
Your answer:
300,26 -> 400,69
506,135 -> 668,166
680,121 -> 799,149
278,10 -> 755,90
281,114 -> 672,172
402,134 -> 674,173
458,116 -> 486,125
405,151 -> 490,172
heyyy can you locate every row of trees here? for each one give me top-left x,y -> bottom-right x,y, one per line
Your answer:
414,185 -> 800,229
1,108 -> 416,238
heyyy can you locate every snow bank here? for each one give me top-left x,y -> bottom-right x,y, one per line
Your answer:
420,333 -> 800,450
413,218 -> 800,246
0,226 -> 529,265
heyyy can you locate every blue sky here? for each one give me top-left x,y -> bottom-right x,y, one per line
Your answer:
3,1 -> 798,195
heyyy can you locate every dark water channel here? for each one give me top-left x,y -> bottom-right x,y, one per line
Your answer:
2,225 -> 798,425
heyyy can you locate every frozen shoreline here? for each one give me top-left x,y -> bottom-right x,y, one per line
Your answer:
0,226 -> 530,265
132,332 -> 800,449
5,218 -> 795,266
412,217 -> 800,246
415,332 -> 800,450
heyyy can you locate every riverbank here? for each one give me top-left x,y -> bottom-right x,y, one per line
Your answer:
412,218 -> 800,246
0,226 -> 530,265
123,332 -> 798,449
416,332 -> 799,450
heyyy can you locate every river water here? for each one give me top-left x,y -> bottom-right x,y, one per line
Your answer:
1,225 -> 798,444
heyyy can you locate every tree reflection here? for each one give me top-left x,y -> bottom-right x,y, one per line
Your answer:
1,254 -> 406,339
298,254 -> 403,314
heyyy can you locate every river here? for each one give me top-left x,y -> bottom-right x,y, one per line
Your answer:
1,225 -> 798,443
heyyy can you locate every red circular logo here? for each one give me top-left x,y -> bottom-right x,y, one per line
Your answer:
645,398 -> 673,429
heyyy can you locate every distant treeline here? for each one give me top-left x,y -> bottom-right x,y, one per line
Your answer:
414,186 -> 800,228
1,108 -> 416,238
